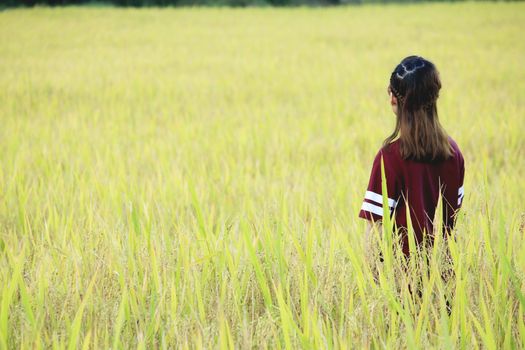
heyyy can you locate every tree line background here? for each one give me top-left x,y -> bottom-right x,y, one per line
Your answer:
0,0 -> 514,8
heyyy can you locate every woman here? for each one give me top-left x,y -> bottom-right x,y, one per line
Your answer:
358,55 -> 465,259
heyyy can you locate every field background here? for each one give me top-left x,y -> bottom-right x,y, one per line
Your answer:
1,2 -> 524,348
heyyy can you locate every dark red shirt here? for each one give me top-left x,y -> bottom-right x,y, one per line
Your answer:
358,137 -> 465,256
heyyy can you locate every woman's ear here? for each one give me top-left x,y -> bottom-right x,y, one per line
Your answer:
390,92 -> 397,106
390,92 -> 399,116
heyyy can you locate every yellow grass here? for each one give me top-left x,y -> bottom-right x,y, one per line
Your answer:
0,2 -> 524,348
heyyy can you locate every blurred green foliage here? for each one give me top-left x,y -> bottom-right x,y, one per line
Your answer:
0,0 -> 514,8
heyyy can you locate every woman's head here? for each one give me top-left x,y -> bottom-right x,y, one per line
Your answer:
384,55 -> 452,161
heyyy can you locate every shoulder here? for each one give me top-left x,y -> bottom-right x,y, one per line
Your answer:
447,136 -> 464,163
377,139 -> 401,163
447,136 -> 460,153
372,140 -> 402,173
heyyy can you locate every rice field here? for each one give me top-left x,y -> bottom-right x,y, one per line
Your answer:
0,2 -> 524,348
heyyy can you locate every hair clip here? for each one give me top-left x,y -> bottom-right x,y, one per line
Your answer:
396,60 -> 425,80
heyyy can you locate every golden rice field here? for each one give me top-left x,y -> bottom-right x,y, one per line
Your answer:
0,2 -> 524,348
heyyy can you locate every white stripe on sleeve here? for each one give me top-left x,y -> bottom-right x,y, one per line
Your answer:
361,202 -> 384,217
365,190 -> 397,208
458,185 -> 464,205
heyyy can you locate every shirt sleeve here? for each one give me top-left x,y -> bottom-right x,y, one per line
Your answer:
358,148 -> 401,222
457,151 -> 465,208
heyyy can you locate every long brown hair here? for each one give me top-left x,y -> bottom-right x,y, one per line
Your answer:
384,55 -> 452,161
